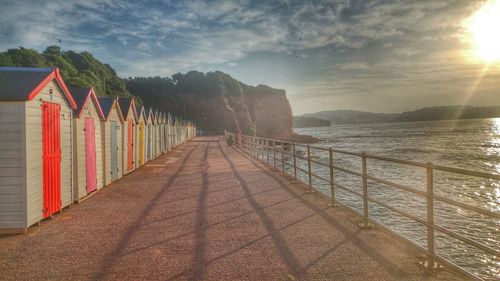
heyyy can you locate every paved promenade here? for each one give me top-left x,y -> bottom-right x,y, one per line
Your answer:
0,137 -> 466,280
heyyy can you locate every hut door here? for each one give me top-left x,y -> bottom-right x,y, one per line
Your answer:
127,120 -> 134,171
147,126 -> 151,161
152,126 -> 155,157
110,121 -> 118,181
164,125 -> 167,151
42,102 -> 61,218
139,123 -> 144,165
168,124 -> 171,150
85,117 -> 97,193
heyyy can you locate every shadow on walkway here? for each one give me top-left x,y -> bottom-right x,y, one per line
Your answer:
92,143 -> 203,281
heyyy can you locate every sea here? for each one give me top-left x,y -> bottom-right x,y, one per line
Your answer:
292,118 -> 500,280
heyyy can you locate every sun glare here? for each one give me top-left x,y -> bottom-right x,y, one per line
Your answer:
466,0 -> 500,63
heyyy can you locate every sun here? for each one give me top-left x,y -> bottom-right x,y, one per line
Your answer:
466,0 -> 500,63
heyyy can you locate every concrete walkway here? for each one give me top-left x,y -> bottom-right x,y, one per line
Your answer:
0,137 -> 466,281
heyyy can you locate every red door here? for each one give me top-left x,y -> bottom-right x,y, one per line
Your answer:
85,117 -> 97,193
42,102 -> 61,218
127,120 -> 134,171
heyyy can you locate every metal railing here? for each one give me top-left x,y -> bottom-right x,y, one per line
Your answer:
228,133 -> 500,281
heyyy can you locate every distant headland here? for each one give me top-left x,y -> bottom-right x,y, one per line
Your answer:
296,105 -> 500,126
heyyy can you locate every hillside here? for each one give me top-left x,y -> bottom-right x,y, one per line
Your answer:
302,106 -> 500,124
396,105 -> 500,122
303,110 -> 397,124
126,72 -> 293,138
293,116 -> 330,128
0,46 -> 295,138
0,46 -> 130,98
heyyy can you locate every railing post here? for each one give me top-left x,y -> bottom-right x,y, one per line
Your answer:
259,139 -> 263,161
281,141 -> 285,175
359,153 -> 372,228
328,148 -> 338,207
260,138 -> 263,159
423,162 -> 439,269
261,139 -> 265,162
292,143 -> 297,183
273,141 -> 276,169
251,137 -> 255,156
306,145 -> 315,193
266,140 -> 270,165
253,137 -> 257,158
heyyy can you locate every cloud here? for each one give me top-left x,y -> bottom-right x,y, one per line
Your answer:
1,0 -> 498,114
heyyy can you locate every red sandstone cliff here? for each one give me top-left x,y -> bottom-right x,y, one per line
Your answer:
127,71 -> 294,139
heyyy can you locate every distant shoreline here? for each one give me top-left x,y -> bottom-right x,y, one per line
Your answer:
296,105 -> 500,126
306,116 -> 500,128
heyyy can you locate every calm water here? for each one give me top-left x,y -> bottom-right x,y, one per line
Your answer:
291,118 -> 500,280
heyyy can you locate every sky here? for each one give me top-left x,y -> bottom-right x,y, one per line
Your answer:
1,0 -> 499,115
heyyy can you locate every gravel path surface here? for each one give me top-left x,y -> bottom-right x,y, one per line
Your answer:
0,137 -> 467,280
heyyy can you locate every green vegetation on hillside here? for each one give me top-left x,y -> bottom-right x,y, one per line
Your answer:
0,46 -> 293,136
126,71 -> 293,136
0,46 -> 129,98
126,70 -> 244,101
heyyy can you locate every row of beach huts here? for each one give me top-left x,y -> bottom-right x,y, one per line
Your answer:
0,67 -> 196,233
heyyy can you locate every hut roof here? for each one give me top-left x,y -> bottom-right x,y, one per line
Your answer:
98,97 -> 115,116
146,107 -> 156,124
69,87 -> 105,120
118,97 -> 138,120
98,97 -> 124,121
136,105 -> 143,118
0,67 -> 76,108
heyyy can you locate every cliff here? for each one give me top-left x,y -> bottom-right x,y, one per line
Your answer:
242,84 -> 293,138
126,72 -> 293,139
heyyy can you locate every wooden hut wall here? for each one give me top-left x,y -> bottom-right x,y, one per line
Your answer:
0,101 -> 26,229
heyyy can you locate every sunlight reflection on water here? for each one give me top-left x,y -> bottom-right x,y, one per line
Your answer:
294,118 -> 500,280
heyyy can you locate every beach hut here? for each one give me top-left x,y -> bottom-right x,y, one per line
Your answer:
118,98 -> 138,174
162,112 -> 168,153
188,121 -> 194,139
0,67 -> 77,233
159,111 -> 166,154
70,87 -> 105,202
167,113 -> 173,151
158,111 -> 165,155
181,119 -> 187,143
98,97 -> 124,185
171,116 -> 177,148
145,108 -> 155,161
135,106 -> 146,167
177,119 -> 182,144
154,110 -> 160,158
156,111 -> 162,155
166,114 -> 172,149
